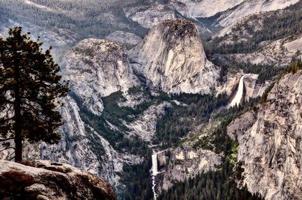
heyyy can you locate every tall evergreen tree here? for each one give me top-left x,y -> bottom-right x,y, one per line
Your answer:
0,27 -> 68,162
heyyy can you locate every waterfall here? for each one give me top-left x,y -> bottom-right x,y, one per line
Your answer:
229,75 -> 246,108
151,152 -> 159,200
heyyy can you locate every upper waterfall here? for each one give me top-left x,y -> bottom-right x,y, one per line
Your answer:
229,75 -> 246,108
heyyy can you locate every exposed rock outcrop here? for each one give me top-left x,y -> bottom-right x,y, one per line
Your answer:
156,147 -> 222,193
130,19 -> 219,94
125,4 -> 178,29
169,0 -> 245,18
106,31 -> 142,48
17,39 -> 144,191
227,71 -> 302,200
223,37 -> 302,66
126,102 -> 172,142
38,96 -> 127,189
217,72 -> 269,107
217,0 -> 300,36
0,160 -> 116,200
63,38 -> 138,116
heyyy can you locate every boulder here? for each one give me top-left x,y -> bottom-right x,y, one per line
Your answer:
0,160 -> 116,200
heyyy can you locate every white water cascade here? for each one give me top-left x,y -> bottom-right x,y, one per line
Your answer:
228,75 -> 246,108
151,152 -> 159,200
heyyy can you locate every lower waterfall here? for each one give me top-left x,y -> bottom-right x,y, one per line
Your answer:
151,152 -> 159,200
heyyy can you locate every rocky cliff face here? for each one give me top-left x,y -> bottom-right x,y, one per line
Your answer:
106,31 -> 142,48
216,0 -> 300,36
28,39 -> 144,192
0,160 -> 116,200
170,0 -> 245,18
217,72 -> 269,106
227,71 -> 302,200
124,3 -> 179,29
156,147 -> 222,192
130,19 -> 219,94
38,96 -> 129,189
63,39 -> 138,115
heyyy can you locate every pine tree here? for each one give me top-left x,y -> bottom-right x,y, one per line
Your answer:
0,27 -> 68,162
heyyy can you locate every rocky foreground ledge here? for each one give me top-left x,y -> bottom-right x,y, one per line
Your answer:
0,160 -> 116,200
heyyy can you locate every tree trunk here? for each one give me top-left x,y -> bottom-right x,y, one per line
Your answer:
14,125 -> 22,162
14,63 -> 22,163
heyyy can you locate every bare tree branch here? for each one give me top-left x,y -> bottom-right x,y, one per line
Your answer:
0,137 -> 14,142
8,156 -> 15,161
0,117 -> 14,123
0,146 -> 15,152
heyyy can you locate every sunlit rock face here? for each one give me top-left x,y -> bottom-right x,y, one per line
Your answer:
157,147 -> 222,193
218,72 -> 269,107
219,0 -> 300,27
33,39 -> 143,191
126,102 -> 172,142
169,0 -> 245,18
63,38 -> 138,116
0,160 -> 116,200
38,96 -> 126,189
130,19 -> 219,94
227,71 -> 302,200
125,3 -> 178,29
106,31 -> 142,48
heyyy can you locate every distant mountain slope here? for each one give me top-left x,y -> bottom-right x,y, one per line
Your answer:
170,0 -> 245,18
217,0 -> 300,30
206,0 -> 302,74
